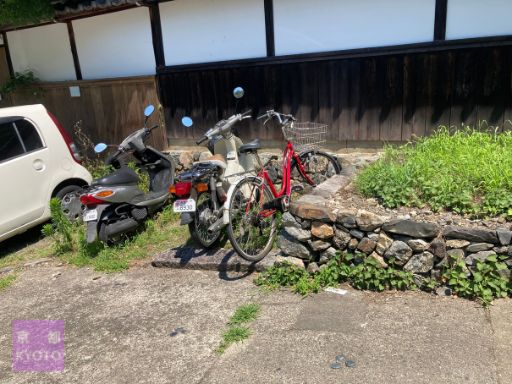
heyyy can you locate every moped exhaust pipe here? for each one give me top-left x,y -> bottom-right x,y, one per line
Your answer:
102,218 -> 139,240
207,217 -> 225,235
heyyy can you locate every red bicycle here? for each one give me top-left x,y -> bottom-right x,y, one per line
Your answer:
226,110 -> 341,261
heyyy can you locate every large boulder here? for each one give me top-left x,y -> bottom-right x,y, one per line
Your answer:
465,250 -> 497,266
284,226 -> 311,242
274,255 -> 305,269
178,151 -> 194,170
356,210 -> 386,231
336,209 -> 357,229
446,239 -> 470,249
403,251 -> 434,273
497,229 -> 512,246
319,247 -> 337,265
443,226 -> 499,244
375,232 -> 393,255
384,241 -> 413,265
290,200 -> 336,222
277,231 -> 312,260
281,212 -> 301,229
308,239 -> 331,252
357,237 -> 376,255
465,243 -> 493,253
429,237 -> 447,260
369,252 -> 388,268
407,239 -> 429,252
311,221 -> 334,239
333,227 -> 351,249
382,220 -> 440,238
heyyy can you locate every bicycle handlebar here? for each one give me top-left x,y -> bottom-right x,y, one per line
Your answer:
257,110 -> 295,126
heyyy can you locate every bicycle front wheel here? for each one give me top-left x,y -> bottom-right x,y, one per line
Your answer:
226,177 -> 277,262
292,150 -> 341,186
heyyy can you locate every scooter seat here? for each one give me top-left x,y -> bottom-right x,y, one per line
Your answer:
193,154 -> 226,169
92,167 -> 139,187
131,190 -> 169,205
239,139 -> 261,154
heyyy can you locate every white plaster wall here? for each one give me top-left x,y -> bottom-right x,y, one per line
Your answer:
72,7 -> 156,80
7,24 -> 76,82
160,0 -> 267,66
274,0 -> 436,55
446,0 -> 512,40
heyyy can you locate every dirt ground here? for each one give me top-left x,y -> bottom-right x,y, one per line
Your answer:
0,261 -> 511,384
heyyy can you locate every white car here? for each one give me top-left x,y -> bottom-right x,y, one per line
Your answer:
0,104 -> 92,242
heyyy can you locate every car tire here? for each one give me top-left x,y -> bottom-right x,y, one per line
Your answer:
55,185 -> 85,222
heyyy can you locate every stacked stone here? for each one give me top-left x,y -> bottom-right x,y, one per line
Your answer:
278,202 -> 512,282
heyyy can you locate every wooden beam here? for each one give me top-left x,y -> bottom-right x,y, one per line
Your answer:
264,0 -> 275,57
434,0 -> 448,41
66,21 -> 82,80
2,31 -> 14,78
149,3 -> 166,69
156,35 -> 512,74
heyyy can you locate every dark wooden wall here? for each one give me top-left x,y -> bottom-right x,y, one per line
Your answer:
158,45 -> 512,148
0,76 -> 166,150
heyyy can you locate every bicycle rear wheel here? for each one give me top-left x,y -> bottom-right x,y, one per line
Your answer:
226,177 -> 277,262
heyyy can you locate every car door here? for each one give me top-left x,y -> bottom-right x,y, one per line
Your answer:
0,118 -> 50,236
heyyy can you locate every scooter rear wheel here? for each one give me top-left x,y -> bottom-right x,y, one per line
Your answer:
188,192 -> 221,248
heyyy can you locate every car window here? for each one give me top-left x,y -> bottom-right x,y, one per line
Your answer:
0,122 -> 24,163
15,119 -> 43,152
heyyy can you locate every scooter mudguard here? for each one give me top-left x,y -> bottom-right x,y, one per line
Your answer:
84,204 -> 109,244
180,212 -> 194,225
87,221 -> 98,243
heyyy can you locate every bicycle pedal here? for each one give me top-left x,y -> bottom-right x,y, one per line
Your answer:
291,184 -> 304,193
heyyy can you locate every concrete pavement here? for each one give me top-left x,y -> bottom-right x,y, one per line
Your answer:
0,262 -> 510,384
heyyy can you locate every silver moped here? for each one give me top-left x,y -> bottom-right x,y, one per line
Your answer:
170,87 -> 259,247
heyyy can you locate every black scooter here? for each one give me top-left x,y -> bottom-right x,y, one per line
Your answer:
80,105 -> 175,244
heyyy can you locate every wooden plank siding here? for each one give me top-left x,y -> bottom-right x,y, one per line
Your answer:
159,45 -> 512,148
0,76 -> 166,150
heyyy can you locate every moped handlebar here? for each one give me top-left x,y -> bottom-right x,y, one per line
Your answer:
196,136 -> 208,145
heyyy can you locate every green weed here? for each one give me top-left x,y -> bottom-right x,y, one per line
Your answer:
217,303 -> 260,354
0,274 -> 16,291
42,200 -> 188,273
217,326 -> 251,354
443,255 -> 511,306
228,303 -> 261,326
41,198 -> 74,254
355,125 -> 512,217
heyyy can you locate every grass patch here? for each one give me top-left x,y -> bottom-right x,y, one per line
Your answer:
217,303 -> 260,354
59,206 -> 187,272
355,125 -> 512,217
0,274 -> 16,291
217,326 -> 251,354
255,252 -> 511,306
228,303 -> 260,325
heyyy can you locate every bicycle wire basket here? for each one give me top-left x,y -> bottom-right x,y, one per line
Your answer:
283,122 -> 328,152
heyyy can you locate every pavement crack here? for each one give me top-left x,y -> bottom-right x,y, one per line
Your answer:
484,307 -> 502,384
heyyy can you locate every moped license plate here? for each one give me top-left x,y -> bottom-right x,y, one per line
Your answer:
83,209 -> 98,222
173,198 -> 196,213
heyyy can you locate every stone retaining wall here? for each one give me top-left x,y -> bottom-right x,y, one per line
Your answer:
278,176 -> 512,283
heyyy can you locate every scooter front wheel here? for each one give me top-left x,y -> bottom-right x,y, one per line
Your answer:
188,192 -> 221,248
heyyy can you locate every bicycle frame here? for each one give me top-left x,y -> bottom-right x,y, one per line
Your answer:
251,140 -> 314,218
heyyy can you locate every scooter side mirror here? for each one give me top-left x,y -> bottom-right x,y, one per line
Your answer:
144,105 -> 155,117
182,116 -> 193,127
94,143 -> 108,153
233,87 -> 244,99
